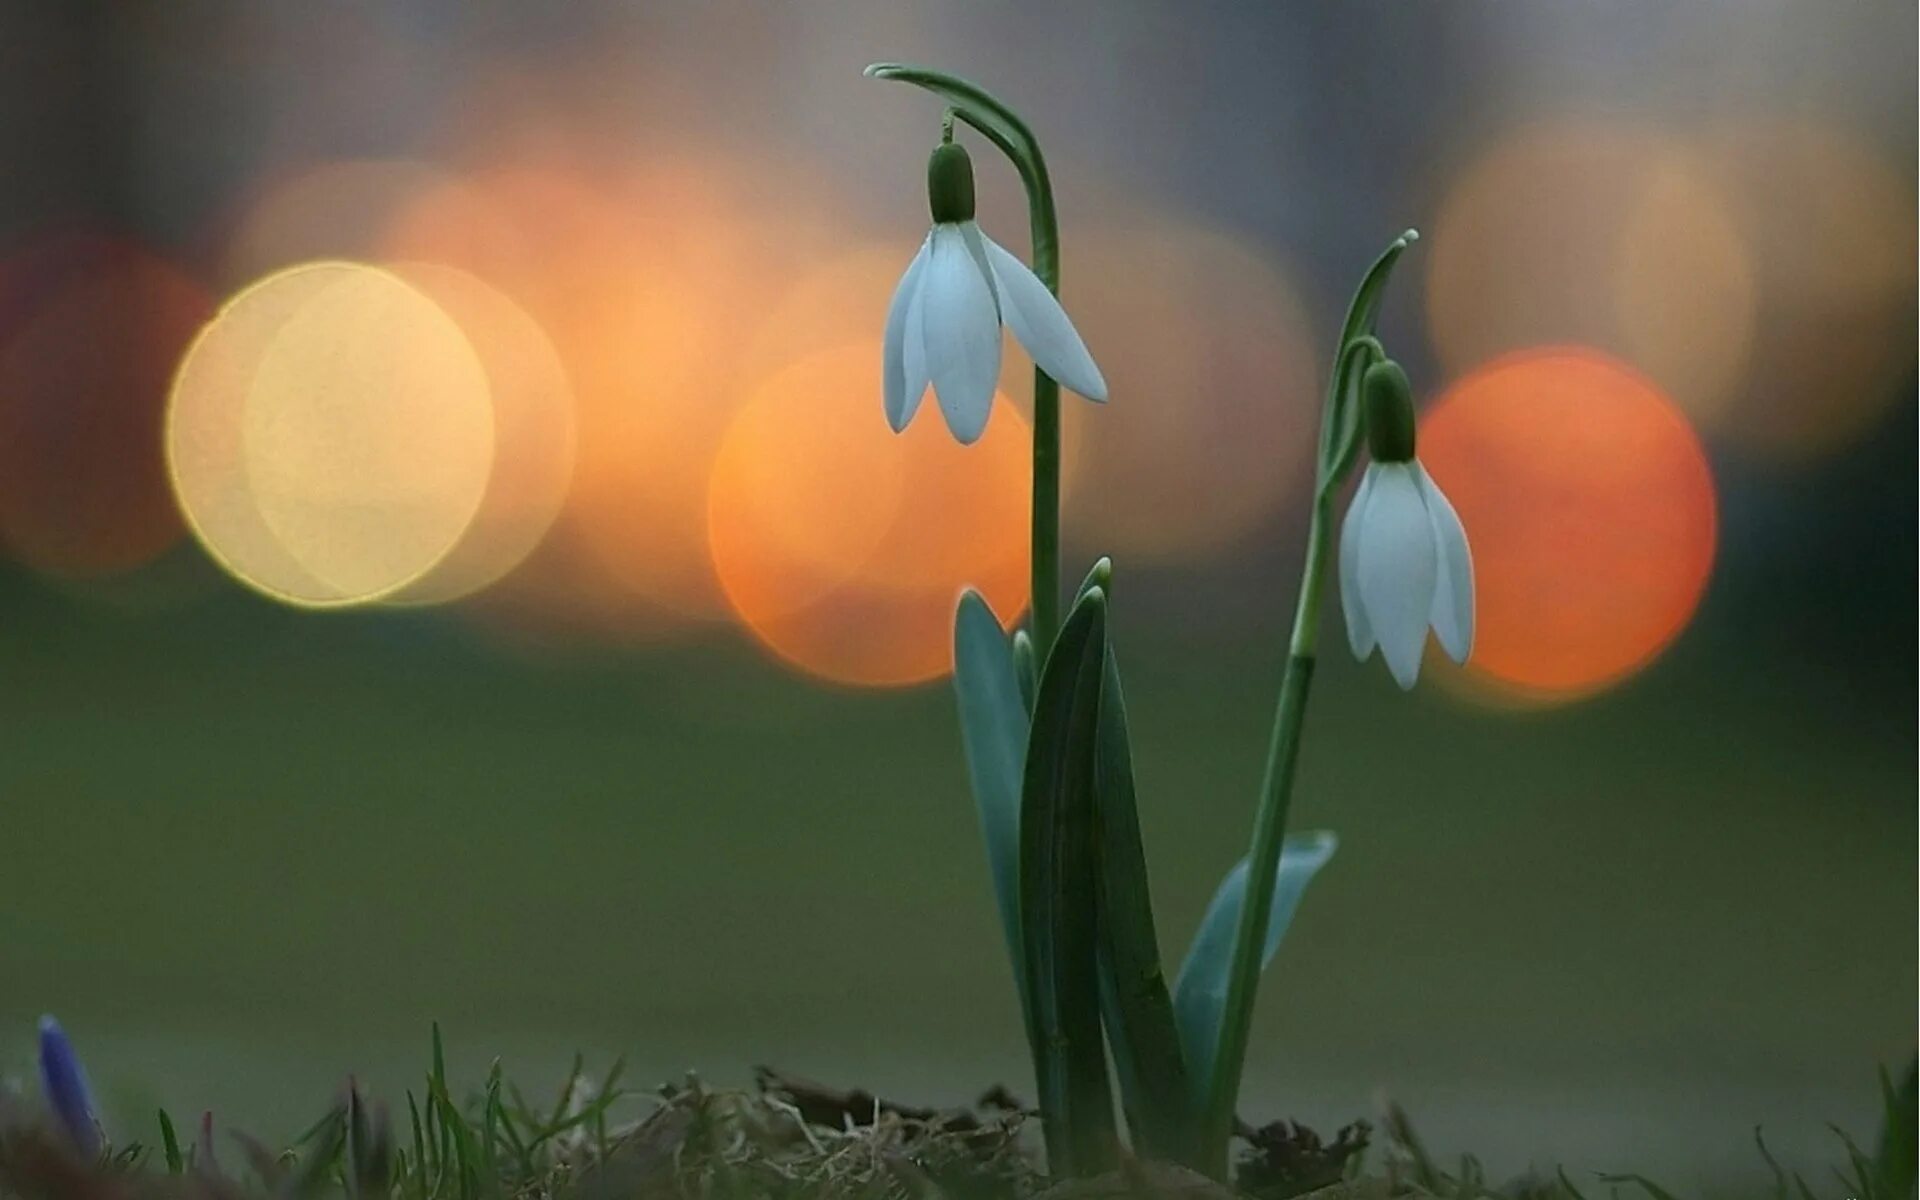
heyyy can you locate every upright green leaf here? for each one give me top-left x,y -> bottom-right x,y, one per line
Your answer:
1012,630 -> 1038,714
1091,642 -> 1193,1164
1020,589 -> 1119,1178
1172,831 -> 1338,1103
952,590 -> 1032,1014
1075,556 -> 1113,605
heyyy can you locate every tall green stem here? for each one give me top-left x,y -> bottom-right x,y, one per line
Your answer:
1199,489 -> 1333,1172
1029,332 -> 1061,659
1195,230 -> 1416,1175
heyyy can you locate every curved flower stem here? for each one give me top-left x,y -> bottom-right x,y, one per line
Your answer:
865,63 -> 1063,659
1199,232 -> 1417,1176
1197,490 -> 1331,1173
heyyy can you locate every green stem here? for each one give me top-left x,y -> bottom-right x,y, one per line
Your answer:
1012,143 -> 1062,662
1199,489 -> 1333,1172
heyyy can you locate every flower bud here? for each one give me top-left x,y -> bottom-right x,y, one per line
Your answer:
1363,358 -> 1417,463
926,142 -> 975,224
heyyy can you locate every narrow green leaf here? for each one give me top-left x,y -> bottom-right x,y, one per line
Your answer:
1090,642 -> 1192,1164
405,1093 -> 428,1200
1020,588 -> 1118,1177
1339,229 -> 1418,347
1172,831 -> 1338,1103
431,1024 -> 448,1097
406,1092 -> 428,1174
1316,228 -> 1418,490
1320,336 -> 1384,492
1875,1059 -> 1917,1200
158,1108 -> 184,1175
347,1083 -> 392,1199
544,1053 -> 584,1136
952,589 -> 1033,1022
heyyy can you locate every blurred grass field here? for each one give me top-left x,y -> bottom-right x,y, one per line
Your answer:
1,545 -> 1909,1192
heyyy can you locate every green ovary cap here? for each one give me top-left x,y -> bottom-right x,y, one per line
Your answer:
926,142 -> 975,224
1363,358 -> 1418,463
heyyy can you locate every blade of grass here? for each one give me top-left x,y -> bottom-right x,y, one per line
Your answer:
406,1091 -> 429,1200
158,1109 -> 184,1175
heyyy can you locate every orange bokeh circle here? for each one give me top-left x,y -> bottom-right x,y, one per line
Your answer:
1419,348 -> 1717,701
709,343 -> 1030,687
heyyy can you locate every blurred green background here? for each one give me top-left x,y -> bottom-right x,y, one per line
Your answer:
0,3 -> 1913,1194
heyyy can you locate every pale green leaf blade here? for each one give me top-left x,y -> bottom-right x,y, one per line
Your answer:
1172,831 -> 1339,1100
952,589 -> 1030,998
1091,643 -> 1192,1163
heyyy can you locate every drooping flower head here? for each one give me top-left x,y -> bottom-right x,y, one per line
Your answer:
37,1015 -> 101,1157
883,140 -> 1107,444
1339,358 -> 1474,689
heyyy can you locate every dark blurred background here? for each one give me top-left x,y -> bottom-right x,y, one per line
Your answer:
0,3 -> 1913,1192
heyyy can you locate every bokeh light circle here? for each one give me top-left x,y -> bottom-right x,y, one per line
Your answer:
1693,121 -> 1915,460
709,343 -> 1029,687
168,262 -> 495,606
1419,348 -> 1717,702
1058,220 -> 1320,562
385,263 -> 576,604
0,235 -> 210,578
1428,123 -> 1756,429
382,159 -> 790,631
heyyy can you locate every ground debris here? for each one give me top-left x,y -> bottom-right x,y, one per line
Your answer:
1233,1119 -> 1370,1200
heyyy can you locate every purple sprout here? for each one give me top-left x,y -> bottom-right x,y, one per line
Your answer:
36,1016 -> 101,1158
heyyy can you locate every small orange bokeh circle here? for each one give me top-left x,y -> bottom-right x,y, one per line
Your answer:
1420,347 -> 1718,701
708,343 -> 1030,688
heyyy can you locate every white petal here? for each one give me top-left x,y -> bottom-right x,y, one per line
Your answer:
1339,466 -> 1377,660
883,236 -> 932,432
1415,462 -> 1474,663
979,231 -> 1108,402
1356,463 -> 1437,690
920,224 -> 1002,444
957,221 -> 1000,312
902,284 -> 929,429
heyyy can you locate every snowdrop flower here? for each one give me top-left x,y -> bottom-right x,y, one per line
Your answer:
883,141 -> 1106,444
1339,359 -> 1474,689
37,1015 -> 101,1157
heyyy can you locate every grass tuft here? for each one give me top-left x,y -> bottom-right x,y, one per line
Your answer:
0,1035 -> 1907,1200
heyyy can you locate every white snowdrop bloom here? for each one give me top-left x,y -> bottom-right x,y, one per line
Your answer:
1339,360 -> 1474,690
883,142 -> 1106,444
